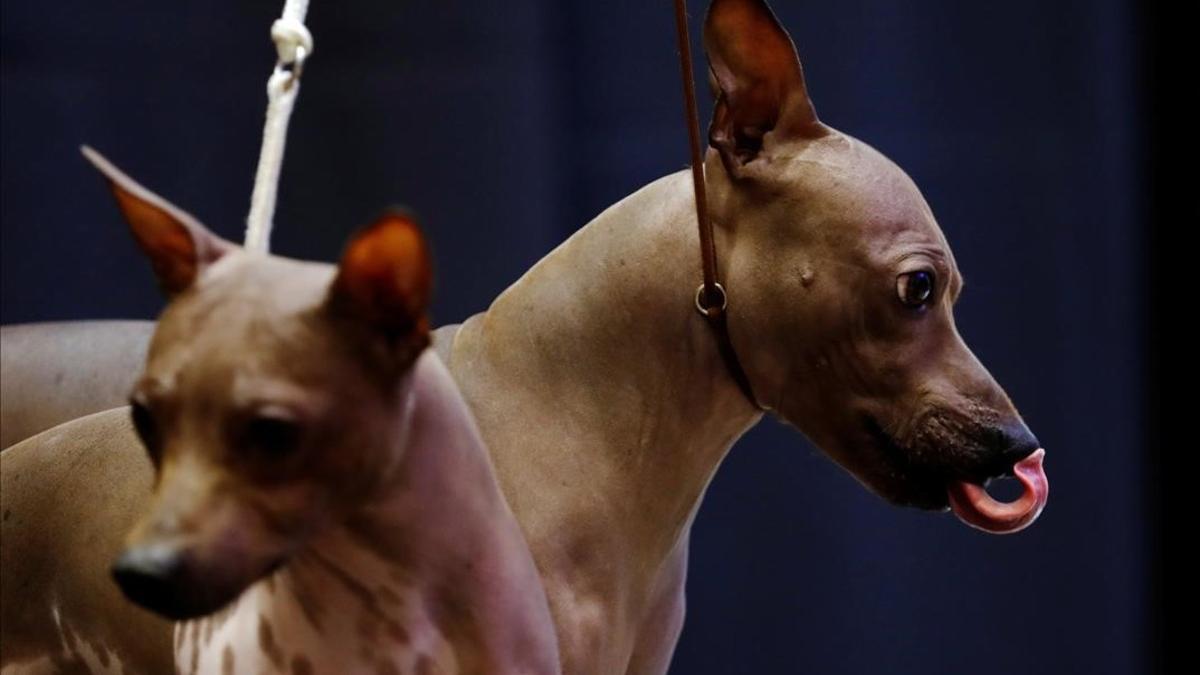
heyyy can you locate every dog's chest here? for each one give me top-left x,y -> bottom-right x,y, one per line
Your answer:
174,545 -> 457,674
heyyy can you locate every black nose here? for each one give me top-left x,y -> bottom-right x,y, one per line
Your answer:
991,421 -> 1041,475
111,544 -> 194,620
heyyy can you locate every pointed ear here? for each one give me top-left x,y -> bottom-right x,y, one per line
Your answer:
81,146 -> 234,295
328,210 -> 433,341
703,0 -> 823,175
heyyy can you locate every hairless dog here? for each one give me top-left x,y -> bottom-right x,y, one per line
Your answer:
1,149 -> 561,674
0,1 -> 1047,673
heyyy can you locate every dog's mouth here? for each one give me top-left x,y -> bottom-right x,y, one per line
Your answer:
863,416 -> 1049,534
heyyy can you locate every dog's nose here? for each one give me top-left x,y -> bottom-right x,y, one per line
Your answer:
992,421 -> 1041,474
111,544 -> 191,619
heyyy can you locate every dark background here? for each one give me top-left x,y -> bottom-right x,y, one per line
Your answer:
1,1 -> 1164,673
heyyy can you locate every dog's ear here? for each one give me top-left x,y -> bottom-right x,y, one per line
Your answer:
328,209 -> 433,342
81,146 -> 234,296
703,0 -> 823,175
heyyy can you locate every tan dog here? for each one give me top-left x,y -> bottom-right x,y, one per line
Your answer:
0,149 -> 560,674
0,1 -> 1049,673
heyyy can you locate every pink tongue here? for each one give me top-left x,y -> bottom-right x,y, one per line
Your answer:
947,448 -> 1048,534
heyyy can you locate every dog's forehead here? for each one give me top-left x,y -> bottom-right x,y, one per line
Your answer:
193,253 -> 334,316
145,253 -> 341,381
780,131 -> 946,247
204,252 -> 336,305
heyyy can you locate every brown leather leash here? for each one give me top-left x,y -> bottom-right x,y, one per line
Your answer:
671,0 -> 763,410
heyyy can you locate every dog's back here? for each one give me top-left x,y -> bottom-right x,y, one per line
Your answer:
0,321 -> 153,449
1,409 -> 174,673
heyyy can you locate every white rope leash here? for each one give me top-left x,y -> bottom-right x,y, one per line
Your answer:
244,0 -> 312,254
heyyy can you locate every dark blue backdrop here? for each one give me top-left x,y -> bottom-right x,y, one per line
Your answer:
1,1 -> 1155,673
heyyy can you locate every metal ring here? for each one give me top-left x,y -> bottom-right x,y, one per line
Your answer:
694,282 -> 727,317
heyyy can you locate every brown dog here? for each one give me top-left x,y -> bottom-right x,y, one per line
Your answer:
0,1 -> 1048,673
1,149 -> 561,674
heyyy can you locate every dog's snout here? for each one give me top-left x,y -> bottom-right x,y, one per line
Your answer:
111,544 -> 193,619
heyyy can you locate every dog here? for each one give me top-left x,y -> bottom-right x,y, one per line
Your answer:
0,148 -> 561,674
0,1 -> 1048,673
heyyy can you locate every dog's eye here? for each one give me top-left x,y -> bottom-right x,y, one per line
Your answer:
129,398 -> 162,465
896,271 -> 935,308
242,415 -> 303,460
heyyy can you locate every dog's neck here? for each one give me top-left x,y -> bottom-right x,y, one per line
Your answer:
175,351 -> 557,675
457,167 -> 763,568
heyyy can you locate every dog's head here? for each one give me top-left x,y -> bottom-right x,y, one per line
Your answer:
82,148 -> 433,619
702,0 -> 1047,531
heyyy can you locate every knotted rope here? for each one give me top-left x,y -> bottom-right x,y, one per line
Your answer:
244,0 -> 313,253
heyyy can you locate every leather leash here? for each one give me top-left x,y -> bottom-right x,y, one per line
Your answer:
671,0 -> 763,410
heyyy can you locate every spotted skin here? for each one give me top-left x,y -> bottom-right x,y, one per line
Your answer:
174,498 -> 471,674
